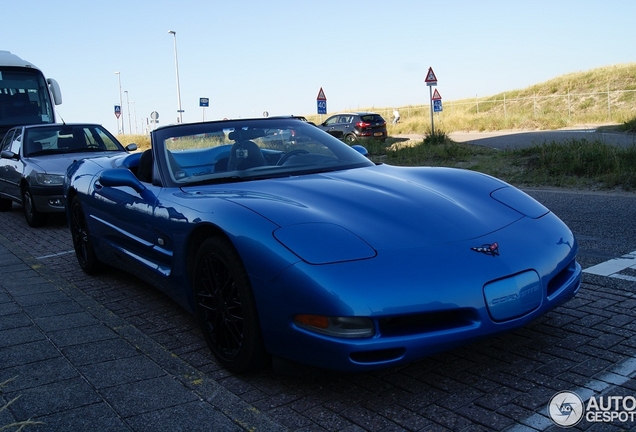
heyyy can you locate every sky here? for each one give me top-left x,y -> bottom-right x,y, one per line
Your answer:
2,0 -> 635,135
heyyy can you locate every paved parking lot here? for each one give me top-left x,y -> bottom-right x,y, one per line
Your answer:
2,189 -> 636,431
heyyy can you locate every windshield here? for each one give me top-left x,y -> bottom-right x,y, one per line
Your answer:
156,118 -> 375,185
0,67 -> 55,128
24,125 -> 124,156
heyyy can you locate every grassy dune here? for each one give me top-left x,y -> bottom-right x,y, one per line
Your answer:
308,63 -> 636,134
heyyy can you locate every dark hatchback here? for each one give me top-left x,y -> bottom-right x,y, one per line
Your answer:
317,112 -> 387,144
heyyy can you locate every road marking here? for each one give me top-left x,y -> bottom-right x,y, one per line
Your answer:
511,257 -> 636,430
582,250 -> 636,281
36,249 -> 75,260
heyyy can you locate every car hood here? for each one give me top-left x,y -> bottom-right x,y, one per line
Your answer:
185,165 -> 542,250
27,151 -> 121,175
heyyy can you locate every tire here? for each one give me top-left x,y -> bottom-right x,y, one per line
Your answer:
194,236 -> 268,373
22,186 -> 47,227
344,134 -> 357,144
70,196 -> 102,274
0,198 -> 12,212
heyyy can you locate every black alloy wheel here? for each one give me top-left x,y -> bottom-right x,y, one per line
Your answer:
194,236 -> 267,373
70,196 -> 102,274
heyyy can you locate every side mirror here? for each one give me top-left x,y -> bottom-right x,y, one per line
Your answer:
47,78 -> 63,105
1,150 -> 17,160
99,168 -> 142,190
125,143 -> 138,152
98,168 -> 155,201
351,145 -> 369,157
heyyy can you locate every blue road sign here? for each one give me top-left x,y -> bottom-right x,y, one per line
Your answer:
199,97 -> 209,107
317,100 -> 327,114
433,99 -> 443,112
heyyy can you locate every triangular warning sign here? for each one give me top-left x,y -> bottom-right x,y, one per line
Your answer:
316,87 -> 327,100
432,89 -> 442,100
425,67 -> 437,83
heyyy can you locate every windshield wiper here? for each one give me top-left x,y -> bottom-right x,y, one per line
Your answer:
27,149 -> 65,156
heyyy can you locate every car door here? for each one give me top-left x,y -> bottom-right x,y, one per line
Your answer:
321,115 -> 346,139
0,127 -> 24,201
87,169 -> 189,306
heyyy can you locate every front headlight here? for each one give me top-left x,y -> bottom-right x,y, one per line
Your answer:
35,173 -> 64,186
491,186 -> 549,219
294,314 -> 375,338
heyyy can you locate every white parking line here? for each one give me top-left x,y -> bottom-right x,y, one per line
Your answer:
583,250 -> 636,282
510,257 -> 636,430
35,249 -> 75,260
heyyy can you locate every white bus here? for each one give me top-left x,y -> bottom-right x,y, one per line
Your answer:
0,50 -> 62,140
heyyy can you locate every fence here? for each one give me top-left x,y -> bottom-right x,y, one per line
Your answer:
366,88 -> 636,127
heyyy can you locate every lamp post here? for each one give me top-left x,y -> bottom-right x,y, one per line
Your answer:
115,72 -> 124,134
130,101 -> 138,134
168,30 -> 183,123
124,90 -> 132,134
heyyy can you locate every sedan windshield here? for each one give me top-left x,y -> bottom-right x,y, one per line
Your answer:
24,125 -> 124,156
156,118 -> 375,185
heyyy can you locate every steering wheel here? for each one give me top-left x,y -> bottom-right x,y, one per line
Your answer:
277,148 -> 310,165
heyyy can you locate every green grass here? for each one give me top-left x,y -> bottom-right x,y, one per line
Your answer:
370,133 -> 636,191
621,118 -> 636,132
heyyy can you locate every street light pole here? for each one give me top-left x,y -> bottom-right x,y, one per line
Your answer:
168,30 -> 183,123
130,101 -> 138,134
124,90 -> 132,134
115,72 -> 124,134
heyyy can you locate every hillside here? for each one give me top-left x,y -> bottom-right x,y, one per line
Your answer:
307,63 -> 636,133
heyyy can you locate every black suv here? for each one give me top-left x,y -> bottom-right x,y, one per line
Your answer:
317,112 -> 387,144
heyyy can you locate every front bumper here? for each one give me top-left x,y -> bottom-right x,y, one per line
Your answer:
253,212 -> 582,372
29,184 -> 65,213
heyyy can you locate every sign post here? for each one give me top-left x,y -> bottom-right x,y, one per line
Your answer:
199,97 -> 209,121
432,89 -> 443,113
150,111 -> 159,131
114,105 -> 122,134
425,67 -> 438,135
316,87 -> 327,122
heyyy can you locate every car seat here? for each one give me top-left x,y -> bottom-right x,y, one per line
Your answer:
137,149 -> 153,182
226,140 -> 266,171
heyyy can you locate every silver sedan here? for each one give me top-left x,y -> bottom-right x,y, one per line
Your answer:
0,123 -> 136,227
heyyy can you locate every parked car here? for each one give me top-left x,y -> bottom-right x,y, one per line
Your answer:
317,112 -> 387,143
0,123 -> 136,227
64,116 -> 581,373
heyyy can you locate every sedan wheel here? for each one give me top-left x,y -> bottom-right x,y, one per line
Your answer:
70,196 -> 102,274
194,236 -> 267,373
22,186 -> 46,227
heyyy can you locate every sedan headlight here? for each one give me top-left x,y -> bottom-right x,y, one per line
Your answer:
294,314 -> 375,338
35,173 -> 65,186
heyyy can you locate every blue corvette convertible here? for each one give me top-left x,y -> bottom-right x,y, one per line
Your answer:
63,117 -> 581,373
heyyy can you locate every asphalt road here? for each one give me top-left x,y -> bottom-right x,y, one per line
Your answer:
448,127 -> 636,149
2,186 -> 636,431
